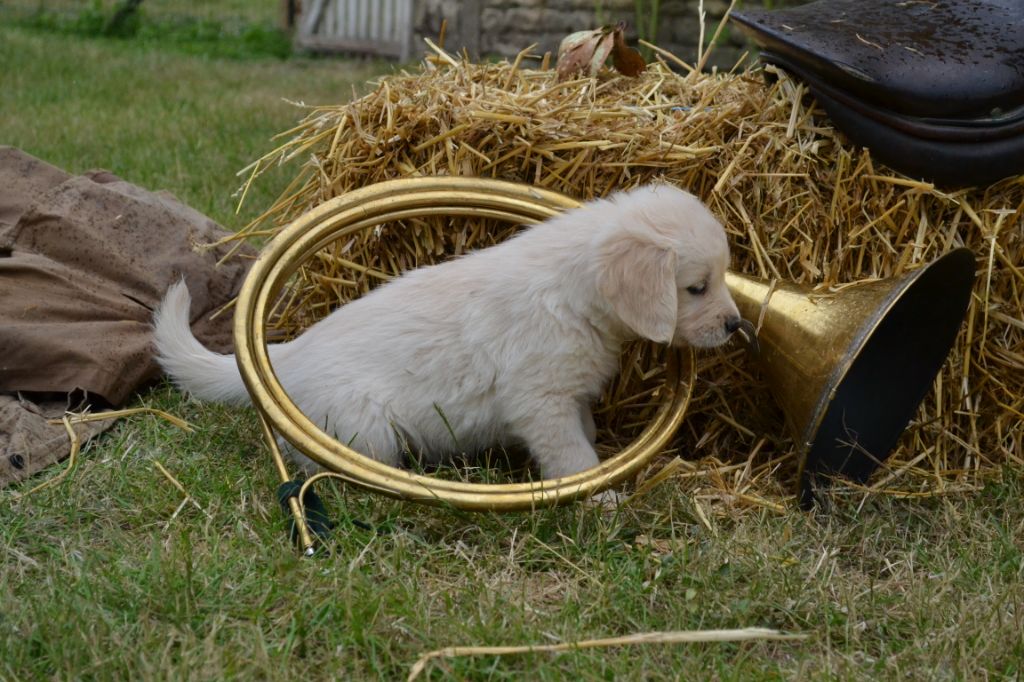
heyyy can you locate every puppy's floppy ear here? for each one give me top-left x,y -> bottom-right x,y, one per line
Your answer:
597,232 -> 678,344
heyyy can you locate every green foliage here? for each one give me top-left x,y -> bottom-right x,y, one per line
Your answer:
634,0 -> 661,43
5,0 -> 293,59
104,0 -> 145,37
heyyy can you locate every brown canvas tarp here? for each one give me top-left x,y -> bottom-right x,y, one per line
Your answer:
0,147 -> 253,488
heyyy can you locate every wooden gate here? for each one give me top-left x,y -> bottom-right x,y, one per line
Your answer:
293,0 -> 416,61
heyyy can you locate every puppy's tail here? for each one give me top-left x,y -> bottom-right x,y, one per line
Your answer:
153,280 -> 251,405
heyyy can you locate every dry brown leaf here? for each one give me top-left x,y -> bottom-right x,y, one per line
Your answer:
611,23 -> 647,76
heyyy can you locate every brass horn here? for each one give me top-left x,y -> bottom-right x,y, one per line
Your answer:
237,176 -> 976,550
726,249 -> 976,506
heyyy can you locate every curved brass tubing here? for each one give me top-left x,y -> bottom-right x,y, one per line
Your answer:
234,177 -> 695,519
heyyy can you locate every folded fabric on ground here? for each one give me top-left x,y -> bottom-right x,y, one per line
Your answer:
0,147 -> 253,488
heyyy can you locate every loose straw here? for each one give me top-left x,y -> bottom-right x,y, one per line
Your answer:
19,416 -> 80,498
153,460 -> 210,524
17,408 -> 193,499
408,627 -> 807,680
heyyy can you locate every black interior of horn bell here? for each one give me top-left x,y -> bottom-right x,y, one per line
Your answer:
799,249 -> 976,507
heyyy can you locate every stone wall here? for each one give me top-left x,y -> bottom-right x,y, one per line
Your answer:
413,0 -> 758,70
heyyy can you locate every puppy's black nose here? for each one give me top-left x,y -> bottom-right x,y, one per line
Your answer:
725,317 -> 742,334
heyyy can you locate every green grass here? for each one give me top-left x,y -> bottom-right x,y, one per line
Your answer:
0,23 -> 384,229
3,0 -> 277,24
2,0 -> 292,58
2,21 -> 1024,682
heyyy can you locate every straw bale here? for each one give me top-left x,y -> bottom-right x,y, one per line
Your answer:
236,45 -> 1023,503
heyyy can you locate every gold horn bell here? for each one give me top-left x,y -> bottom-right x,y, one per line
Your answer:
726,249 -> 975,506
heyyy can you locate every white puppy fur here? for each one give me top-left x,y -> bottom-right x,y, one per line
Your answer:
154,184 -> 742,481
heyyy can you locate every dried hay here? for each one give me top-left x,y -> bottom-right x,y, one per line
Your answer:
232,42 -> 1023,508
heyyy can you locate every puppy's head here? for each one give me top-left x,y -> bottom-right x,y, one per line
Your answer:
596,184 -> 741,348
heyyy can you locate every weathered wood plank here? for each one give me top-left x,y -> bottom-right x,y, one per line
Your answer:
297,0 -> 413,60
298,0 -> 327,37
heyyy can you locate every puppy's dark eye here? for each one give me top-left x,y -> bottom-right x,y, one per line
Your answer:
686,282 -> 708,296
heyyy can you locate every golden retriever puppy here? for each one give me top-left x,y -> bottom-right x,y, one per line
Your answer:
154,184 -> 742,483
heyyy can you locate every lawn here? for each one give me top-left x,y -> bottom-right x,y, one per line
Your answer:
2,17 -> 1023,682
